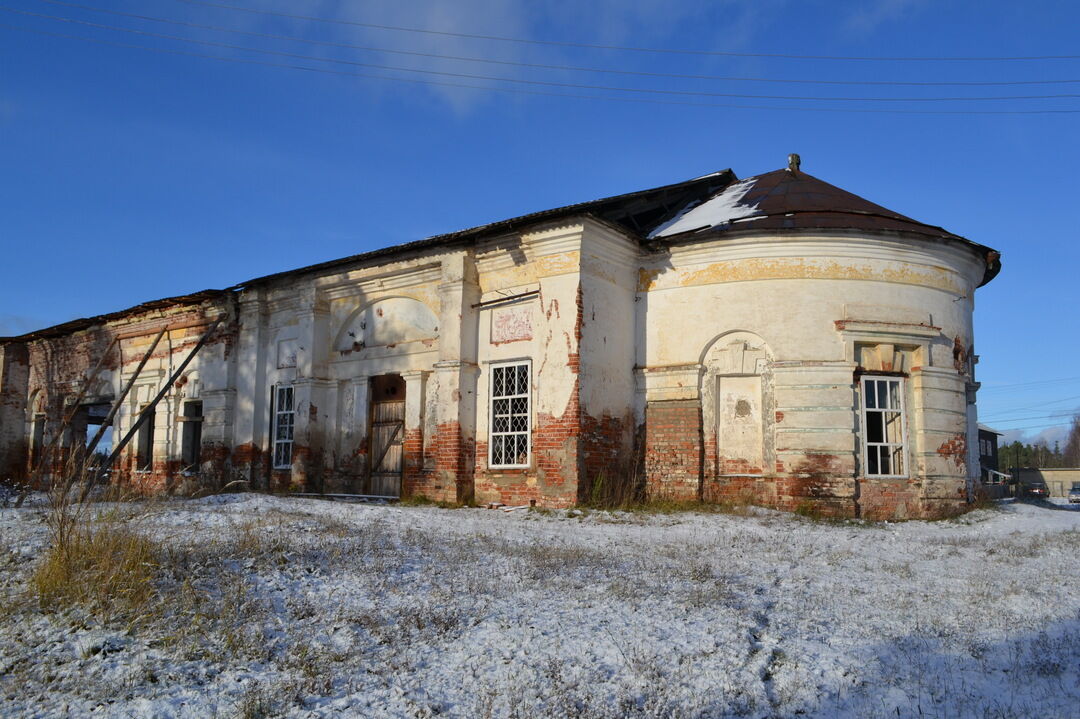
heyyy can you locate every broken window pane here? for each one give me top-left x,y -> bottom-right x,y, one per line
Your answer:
862,376 -> 906,477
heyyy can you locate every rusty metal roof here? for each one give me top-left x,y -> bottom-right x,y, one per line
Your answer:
3,165 -> 1000,344
236,170 -> 737,288
708,169 -> 965,239
650,168 -> 1000,285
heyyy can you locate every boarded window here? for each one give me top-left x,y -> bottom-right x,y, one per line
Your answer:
861,377 -> 906,477
272,385 -> 294,470
490,361 -> 531,468
180,401 -> 203,472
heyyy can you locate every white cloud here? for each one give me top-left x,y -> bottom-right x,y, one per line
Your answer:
317,0 -> 790,113
130,0 -> 793,114
844,0 -> 926,34
1000,423 -> 1072,447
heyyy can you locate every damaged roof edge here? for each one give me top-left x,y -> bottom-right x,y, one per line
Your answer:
1,166 -> 1000,343
654,221 -> 1002,287
232,169 -> 737,289
0,289 -> 233,344
0,170 -> 736,345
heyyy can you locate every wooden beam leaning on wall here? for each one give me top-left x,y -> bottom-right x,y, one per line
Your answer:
81,328 -> 167,465
81,317 -> 223,502
14,336 -> 119,508
60,326 -> 169,500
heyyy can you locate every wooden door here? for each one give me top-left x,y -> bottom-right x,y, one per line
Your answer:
368,375 -> 405,497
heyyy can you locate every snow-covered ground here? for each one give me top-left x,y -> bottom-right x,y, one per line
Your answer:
1,495 -> 1078,718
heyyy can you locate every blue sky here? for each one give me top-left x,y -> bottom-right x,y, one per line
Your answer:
1,0 -> 1078,444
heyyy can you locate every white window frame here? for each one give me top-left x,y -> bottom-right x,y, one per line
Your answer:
489,360 -> 531,469
860,375 -> 909,479
272,385 -> 295,470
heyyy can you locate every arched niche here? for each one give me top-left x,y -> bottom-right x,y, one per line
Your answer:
333,297 -> 439,353
26,388 -> 46,418
700,331 -> 773,476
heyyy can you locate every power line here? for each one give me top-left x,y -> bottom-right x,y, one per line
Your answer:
992,420 -> 1073,432
981,395 -> 1080,419
980,412 -> 1079,425
7,7 -> 1080,104
33,0 -> 1080,88
172,0 -> 1080,62
979,376 -> 1080,393
5,22 -> 1080,116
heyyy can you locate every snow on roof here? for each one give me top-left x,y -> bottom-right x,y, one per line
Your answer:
647,178 -> 762,239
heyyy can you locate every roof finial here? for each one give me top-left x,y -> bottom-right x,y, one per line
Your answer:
788,153 -> 801,174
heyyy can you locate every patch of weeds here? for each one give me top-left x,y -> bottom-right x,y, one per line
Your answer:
234,682 -> 278,719
790,501 -> 874,527
31,521 -> 158,618
231,518 -> 292,560
792,500 -> 846,523
589,492 -> 766,516
881,561 -> 915,580
315,515 -> 352,538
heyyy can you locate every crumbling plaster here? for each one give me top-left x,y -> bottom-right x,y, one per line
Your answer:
1,208 -> 991,518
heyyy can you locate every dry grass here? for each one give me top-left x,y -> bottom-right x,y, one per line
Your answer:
26,462 -> 160,619
31,520 -> 158,616
5,491 -> 1079,718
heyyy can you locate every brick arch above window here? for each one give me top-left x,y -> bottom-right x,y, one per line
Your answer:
699,330 -> 771,375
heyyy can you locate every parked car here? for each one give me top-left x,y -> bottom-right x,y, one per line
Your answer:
1020,481 -> 1050,499
1069,483 -> 1080,504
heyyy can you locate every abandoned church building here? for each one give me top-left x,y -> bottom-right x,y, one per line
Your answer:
0,160 -> 1001,519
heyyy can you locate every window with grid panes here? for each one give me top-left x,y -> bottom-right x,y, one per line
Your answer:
272,385 -> 294,469
490,362 -> 530,468
861,376 -> 907,477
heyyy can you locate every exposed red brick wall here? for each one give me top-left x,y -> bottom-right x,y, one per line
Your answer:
643,400 -> 702,501
473,387 -> 581,508
937,433 -> 968,472
579,411 -> 633,503
0,343 -> 30,482
702,434 -> 718,485
857,477 -> 966,520
405,420 -> 472,503
401,426 -> 425,496
290,445 -> 316,492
